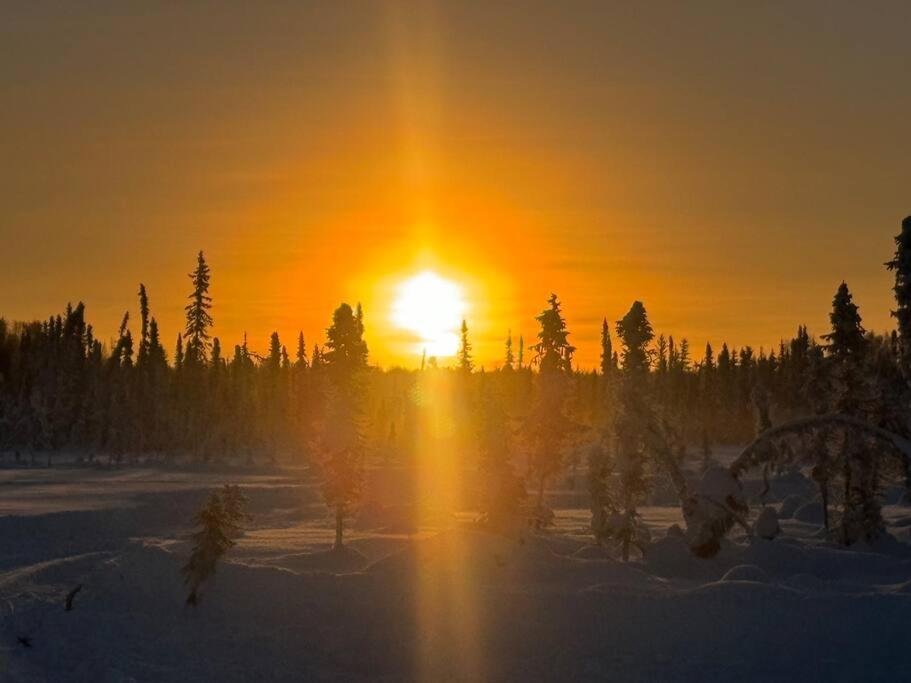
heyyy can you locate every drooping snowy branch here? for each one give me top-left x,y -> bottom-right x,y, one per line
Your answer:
730,413 -> 911,479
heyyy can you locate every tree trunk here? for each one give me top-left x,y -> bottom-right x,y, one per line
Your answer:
842,457 -> 852,545
334,506 -> 344,549
820,480 -> 829,531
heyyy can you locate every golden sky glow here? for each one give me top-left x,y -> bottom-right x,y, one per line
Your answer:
1,3 -> 909,368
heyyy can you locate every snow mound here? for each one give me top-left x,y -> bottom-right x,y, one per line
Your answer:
688,579 -> 800,599
793,501 -> 825,525
721,564 -> 769,583
645,534 -> 735,581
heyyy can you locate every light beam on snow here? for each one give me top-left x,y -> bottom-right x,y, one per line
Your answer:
410,369 -> 485,681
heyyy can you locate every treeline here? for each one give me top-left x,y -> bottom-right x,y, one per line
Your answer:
2,218 -> 911,549
0,222 -> 911,470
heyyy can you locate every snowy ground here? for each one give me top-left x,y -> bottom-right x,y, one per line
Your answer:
1,463 -> 911,682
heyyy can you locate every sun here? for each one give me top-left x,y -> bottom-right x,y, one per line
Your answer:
391,270 -> 467,358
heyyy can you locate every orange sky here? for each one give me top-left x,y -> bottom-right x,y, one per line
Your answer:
1,2 -> 909,368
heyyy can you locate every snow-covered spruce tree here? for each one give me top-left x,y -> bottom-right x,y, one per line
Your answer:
588,439 -> 618,545
886,216 -> 911,380
320,303 -> 368,549
608,301 -> 655,560
182,489 -> 244,606
884,215 -> 911,493
475,381 -> 525,529
821,281 -> 884,543
526,294 -> 576,526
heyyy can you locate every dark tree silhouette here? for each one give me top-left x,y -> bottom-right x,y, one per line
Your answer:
611,300 -> 656,560
886,216 -> 911,379
321,302 -> 368,548
458,319 -> 474,373
599,318 -> 614,378
184,251 -> 213,367
526,294 -> 576,522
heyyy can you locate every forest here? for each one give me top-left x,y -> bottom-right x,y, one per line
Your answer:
3,218 -> 911,563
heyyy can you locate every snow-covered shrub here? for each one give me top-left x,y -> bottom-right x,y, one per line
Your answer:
182,488 -> 246,606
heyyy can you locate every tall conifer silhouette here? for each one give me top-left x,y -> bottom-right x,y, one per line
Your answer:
184,251 -> 213,367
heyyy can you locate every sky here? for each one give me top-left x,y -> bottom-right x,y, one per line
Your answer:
1,1 -> 909,368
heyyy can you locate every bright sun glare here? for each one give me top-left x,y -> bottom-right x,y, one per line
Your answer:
391,270 -> 467,358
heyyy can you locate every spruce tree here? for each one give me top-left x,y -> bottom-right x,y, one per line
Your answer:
822,282 -> 880,542
612,301 -> 656,560
823,282 -> 866,360
182,489 -> 243,606
321,303 -> 368,548
616,301 -> 653,374
175,334 -> 184,370
600,318 -> 614,377
296,332 -> 308,368
656,335 -> 668,375
699,342 -> 717,471
184,251 -> 213,367
211,338 -> 223,368
527,294 -> 575,520
267,332 -> 282,371
148,319 -> 165,366
703,342 -> 715,371
355,302 -> 365,340
886,216 -> 911,378
678,338 -> 690,370
323,304 -> 367,380
504,330 -> 514,370
458,319 -> 473,373
137,284 -> 151,367
532,294 -> 575,373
